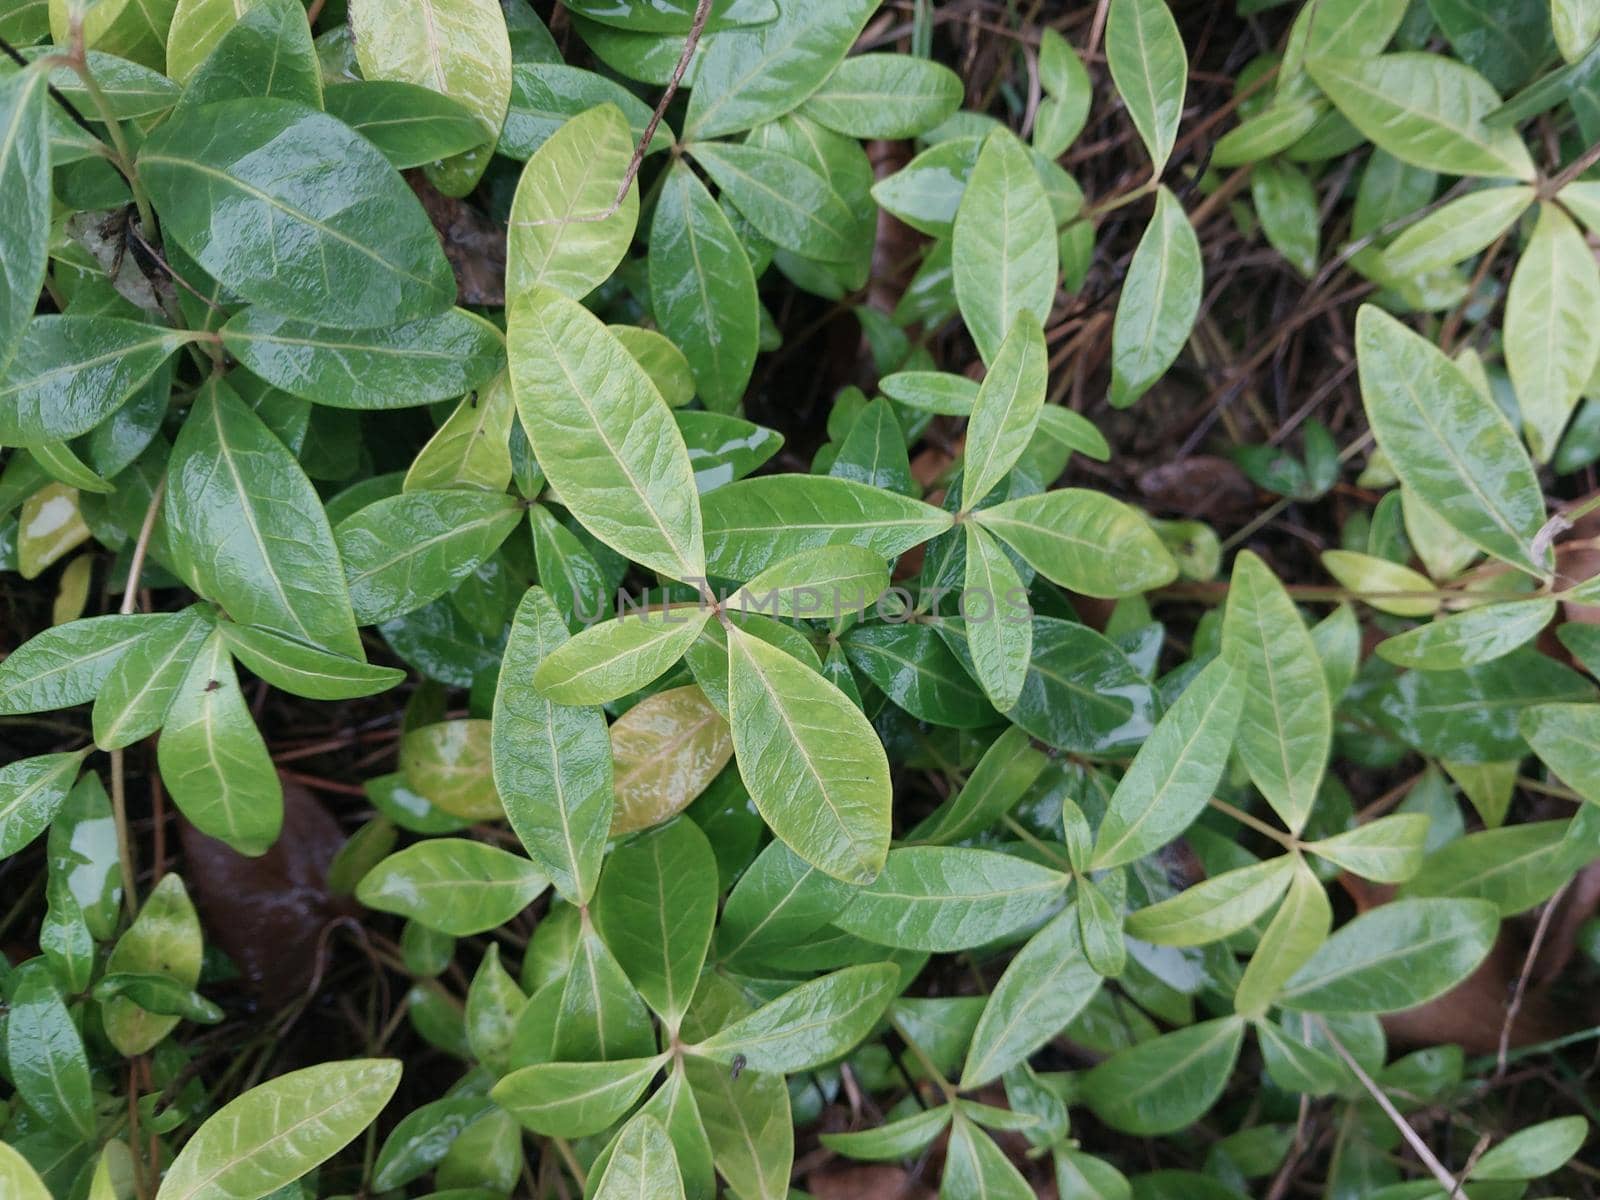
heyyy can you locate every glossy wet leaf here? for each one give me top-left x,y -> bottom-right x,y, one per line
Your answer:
1505,202 -> 1600,461
501,61 -> 670,160
691,962 -> 900,1073
960,311 -> 1047,509
834,846 -> 1068,952
952,128 -> 1058,363
1233,858 -> 1331,1017
800,52 -> 962,137
610,684 -> 731,836
101,873 -> 202,1055
1377,597 -> 1555,671
1278,897 -> 1499,1012
0,612 -> 183,715
975,487 -> 1177,597
942,1115 -> 1035,1199
1125,855 -> 1297,946
401,719 -> 502,820
1082,1017 -> 1245,1135
995,616 -> 1159,754
728,623 -> 891,884
405,379 -> 516,493
593,1114 -> 685,1200
1105,0 -> 1187,173
492,587 -> 614,905
506,103 -> 638,306
139,97 -> 455,328
323,81 -> 484,170
93,609 -> 210,750
508,286 -> 704,581
691,140 -> 855,263
1401,819 -> 1582,915
494,1054 -> 665,1138
962,523 -> 1034,709
533,607 -> 710,705
1304,813 -> 1430,882
166,381 -> 361,656
1110,186 -> 1202,408
219,622 -> 405,700
1310,52 -> 1535,179
178,0 -> 320,107
845,622 -> 994,728
716,837 -> 858,964
356,838 -> 548,935
0,1143 -> 50,1200
0,65 -> 48,376
154,1060 -> 401,1200
649,162 -> 758,414
1223,550 -> 1331,834
222,307 -> 505,410
6,961 -> 94,1141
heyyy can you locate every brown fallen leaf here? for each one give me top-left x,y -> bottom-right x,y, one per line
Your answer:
407,173 -> 506,307
807,1165 -> 937,1200
1137,455 -> 1256,522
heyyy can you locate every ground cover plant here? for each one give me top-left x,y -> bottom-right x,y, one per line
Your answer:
2,0 -> 1600,1195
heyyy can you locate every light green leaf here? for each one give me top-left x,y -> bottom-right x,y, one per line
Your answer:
833,846 -> 1068,952
1472,1115 -> 1589,1180
138,97 -> 455,328
156,628 -> 281,855
1213,98 -> 1324,166
1279,897 -> 1499,1012
1252,159 -> 1319,276
493,1054 -> 667,1138
1405,812 -> 1593,915
942,1115 -> 1035,1199
508,286 -> 704,581
1304,813 -> 1431,882
727,544 -> 889,620
506,103 -> 638,306
1233,859 -> 1332,1017
533,606 -> 710,705
962,904 -> 1101,1087
221,307 -> 504,410
610,684 -> 731,837
401,719 -> 501,820
593,1114 -> 685,1200
1109,185 -> 1202,408
1506,201 -> 1600,461
1124,855 -> 1296,946
1105,0 -> 1187,173
728,623 -> 891,884
0,612 -> 183,715
1222,550 -> 1331,835
702,474 -> 953,579
961,311 -> 1047,510
165,380 -> 361,657
649,161 -> 758,414
800,52 -> 963,138
492,587 -> 614,906
102,874 -> 202,1055
691,962 -> 901,1074
1082,1017 -> 1245,1135
683,1049 -> 792,1200
962,523 -> 1033,710
1382,185 -> 1535,276
952,128 -> 1058,364
404,376 -> 516,493
165,0 -> 260,82
820,1105 -> 954,1162
690,140 -> 855,262
0,61 -> 49,376
976,488 -> 1177,598
155,1060 -> 401,1200
1307,53 -> 1536,179
0,1142 -> 51,1200
1377,597 -> 1555,670
1322,548 -> 1438,617
1092,656 -> 1242,869
337,489 -> 521,623
219,622 -> 404,700
1355,305 -> 1546,574
1521,701 -> 1600,805
356,838 -> 548,935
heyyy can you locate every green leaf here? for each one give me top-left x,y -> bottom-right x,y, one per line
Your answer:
800,53 -> 963,138
1092,657 -> 1242,868
546,919 -> 657,1061
870,136 -> 983,238
1213,98 -> 1324,166
593,1114 -> 685,1200
501,62 -> 671,160
611,683 -> 729,839
493,1054 -> 667,1138
492,587 -> 614,906
508,286 -> 705,581
1076,874 -> 1126,977
165,0 -> 258,82
1377,597 -> 1555,671
405,378 -> 516,494
154,1060 -> 401,1200
1124,855 -> 1296,946
324,81 -> 486,169
682,1050 -> 792,1200
684,0 -> 878,139
219,622 -> 404,700
138,97 -> 454,328
102,873 -> 203,1055
829,395 -> 914,496
702,474 -> 953,579
348,0 -> 510,192
594,817 -> 717,1027
0,612 -> 183,714
533,607 -> 710,705
1472,1115 -> 1589,1180
1401,818 -> 1586,915
1251,159 -> 1319,276
989,616 -> 1159,754
943,1115 -> 1035,1199
506,103 -> 638,306
881,368 -> 979,415
6,962 -> 94,1142
1506,201 -> 1600,460
845,622 -> 995,728
834,846 -> 1068,952
91,611 -> 209,750
1521,701 -> 1600,805
821,1105 -> 954,1161
727,544 -> 890,620
1304,813 -> 1430,883
371,1096 -> 494,1191
1307,53 -> 1536,179
961,311 -> 1047,509
1222,550 -> 1332,834
690,962 -> 901,1073
1279,897 -> 1499,1012
1233,859 -> 1332,1017
962,904 -> 1102,1087
908,725 -> 1048,846
90,973 -> 223,1023
179,0 -> 321,108
1382,184 -> 1535,276
1109,186 -> 1202,408
690,140 -> 855,263
975,488 -> 1176,597
166,380 -> 361,656
649,162 -> 758,414
952,128 -> 1058,364
400,720 -> 501,820
0,1142 -> 51,1200
0,316 -> 192,445
1105,0 -> 1187,173
728,623 -> 892,884
1082,1016 -> 1245,1135
221,307 -> 505,410
1355,305 -> 1546,575
156,628 -> 282,855
336,489 -> 521,623
716,837 -> 857,964
0,61 -> 49,377
962,524 -> 1034,710
356,838 -> 548,935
